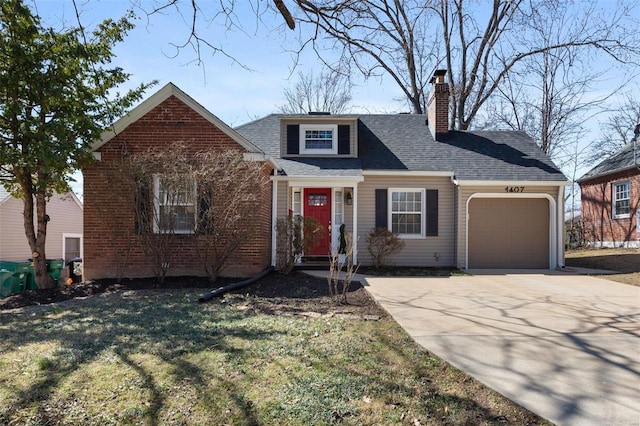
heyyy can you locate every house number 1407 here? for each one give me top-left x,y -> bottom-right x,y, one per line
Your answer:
505,186 -> 525,193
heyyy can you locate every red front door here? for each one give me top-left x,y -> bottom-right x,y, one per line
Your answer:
304,188 -> 331,256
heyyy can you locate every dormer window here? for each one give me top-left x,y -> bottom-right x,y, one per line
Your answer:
300,124 -> 338,154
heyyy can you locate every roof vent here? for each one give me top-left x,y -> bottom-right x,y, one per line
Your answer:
308,111 -> 331,115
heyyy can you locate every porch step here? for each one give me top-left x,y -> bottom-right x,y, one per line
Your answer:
294,263 -> 330,271
295,256 -> 330,271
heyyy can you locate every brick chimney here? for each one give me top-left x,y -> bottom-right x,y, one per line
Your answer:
427,69 -> 450,140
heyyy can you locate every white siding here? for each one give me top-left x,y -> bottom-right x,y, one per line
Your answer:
0,192 -> 82,261
357,176 -> 455,266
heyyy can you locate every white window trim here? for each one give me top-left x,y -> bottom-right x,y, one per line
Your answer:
612,181 -> 630,219
388,188 -> 425,239
62,233 -> 83,261
299,124 -> 338,155
153,174 -> 197,234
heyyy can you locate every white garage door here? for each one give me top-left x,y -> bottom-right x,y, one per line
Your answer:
468,198 -> 550,269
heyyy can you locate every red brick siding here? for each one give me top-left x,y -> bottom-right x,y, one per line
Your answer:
83,96 -> 273,279
428,82 -> 450,136
580,169 -> 640,245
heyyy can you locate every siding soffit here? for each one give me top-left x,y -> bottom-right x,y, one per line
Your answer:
91,83 -> 265,155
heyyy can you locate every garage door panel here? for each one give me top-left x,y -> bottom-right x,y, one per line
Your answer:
469,198 -> 549,268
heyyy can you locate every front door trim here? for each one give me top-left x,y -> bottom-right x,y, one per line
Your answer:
303,188 -> 332,256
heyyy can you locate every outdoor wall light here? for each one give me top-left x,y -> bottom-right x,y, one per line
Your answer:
345,190 -> 353,205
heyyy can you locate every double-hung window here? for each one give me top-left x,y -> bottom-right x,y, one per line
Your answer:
300,124 -> 338,154
390,189 -> 424,237
154,174 -> 196,233
613,181 -> 630,218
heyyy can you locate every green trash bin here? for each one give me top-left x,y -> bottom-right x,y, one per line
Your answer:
0,268 -> 13,298
26,259 -> 64,289
47,259 -> 64,287
0,261 -> 30,297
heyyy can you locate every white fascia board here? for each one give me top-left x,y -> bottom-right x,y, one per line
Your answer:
242,153 -> 281,171
454,179 -> 571,187
93,83 -> 265,155
65,191 -> 84,209
271,176 -> 364,187
363,170 -> 455,177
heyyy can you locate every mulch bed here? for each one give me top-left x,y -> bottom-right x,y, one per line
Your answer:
0,271 -> 382,316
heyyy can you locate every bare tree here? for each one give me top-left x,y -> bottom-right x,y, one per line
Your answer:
293,0 -> 440,114
278,69 -> 353,114
192,149 -> 270,282
132,0 -> 295,66
125,144 -> 195,282
110,144 -> 270,283
477,1 -> 630,157
587,92 -> 640,162
292,0 -> 639,129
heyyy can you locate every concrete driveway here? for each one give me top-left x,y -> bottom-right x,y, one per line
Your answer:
361,271 -> 640,426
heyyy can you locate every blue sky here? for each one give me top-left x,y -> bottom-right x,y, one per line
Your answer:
29,0 -> 638,198
32,0 -> 406,196
34,0 -> 404,127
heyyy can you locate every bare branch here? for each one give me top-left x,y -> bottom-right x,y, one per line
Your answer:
278,68 -> 353,113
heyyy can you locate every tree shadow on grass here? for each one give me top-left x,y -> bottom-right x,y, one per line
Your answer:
0,290 -> 279,424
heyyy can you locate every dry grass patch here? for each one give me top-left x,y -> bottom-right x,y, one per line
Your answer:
566,248 -> 640,286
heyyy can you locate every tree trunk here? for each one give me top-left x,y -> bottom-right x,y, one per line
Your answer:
22,184 -> 54,289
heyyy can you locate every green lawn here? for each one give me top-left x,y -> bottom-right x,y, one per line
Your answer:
0,288 -> 545,425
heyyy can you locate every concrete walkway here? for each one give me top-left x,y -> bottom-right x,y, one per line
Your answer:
306,269 -> 640,425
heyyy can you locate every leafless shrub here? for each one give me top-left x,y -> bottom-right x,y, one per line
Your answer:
192,149 -> 270,282
328,232 -> 358,304
124,143 -> 195,282
366,227 -> 405,269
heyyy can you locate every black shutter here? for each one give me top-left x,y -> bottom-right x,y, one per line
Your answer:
198,189 -> 211,234
134,179 -> 151,234
286,124 -> 299,155
375,189 -> 388,228
338,124 -> 350,154
426,189 -> 438,236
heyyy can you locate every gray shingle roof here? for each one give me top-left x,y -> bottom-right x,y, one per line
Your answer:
236,114 -> 566,182
578,142 -> 639,182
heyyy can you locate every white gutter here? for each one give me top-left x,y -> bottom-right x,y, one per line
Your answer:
363,170 -> 455,177
242,153 -> 281,171
454,179 -> 571,187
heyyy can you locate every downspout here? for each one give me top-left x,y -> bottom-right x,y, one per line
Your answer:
557,185 -> 565,269
352,184 -> 359,264
450,175 -> 459,268
270,176 -> 278,267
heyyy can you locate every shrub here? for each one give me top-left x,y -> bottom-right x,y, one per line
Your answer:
366,227 -> 405,268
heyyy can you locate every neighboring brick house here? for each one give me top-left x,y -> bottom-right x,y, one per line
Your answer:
83,84 -> 275,280
578,139 -> 640,247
